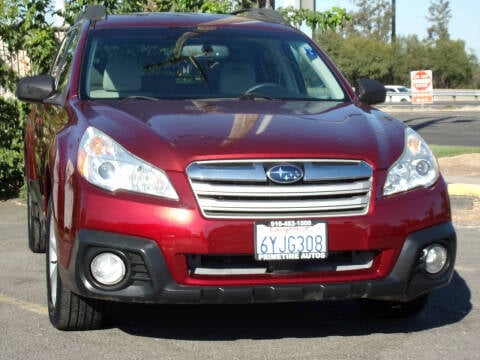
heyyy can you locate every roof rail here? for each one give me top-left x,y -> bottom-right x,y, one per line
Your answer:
76,5 -> 107,25
231,8 -> 289,26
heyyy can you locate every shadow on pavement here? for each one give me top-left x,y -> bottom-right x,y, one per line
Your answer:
108,271 -> 471,340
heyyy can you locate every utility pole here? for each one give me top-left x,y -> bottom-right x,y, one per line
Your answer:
392,0 -> 396,43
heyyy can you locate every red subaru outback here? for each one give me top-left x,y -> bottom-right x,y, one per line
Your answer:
17,6 -> 456,330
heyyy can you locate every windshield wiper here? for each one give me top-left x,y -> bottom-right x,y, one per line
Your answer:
144,55 -> 208,84
121,95 -> 159,101
239,94 -> 344,102
238,93 -> 276,101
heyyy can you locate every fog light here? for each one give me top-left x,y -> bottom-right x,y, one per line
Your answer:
90,252 -> 126,286
423,244 -> 448,274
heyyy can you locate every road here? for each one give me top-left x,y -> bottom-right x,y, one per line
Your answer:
384,109 -> 480,147
1,198 -> 479,359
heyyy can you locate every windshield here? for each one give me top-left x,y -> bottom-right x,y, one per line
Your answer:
81,27 -> 348,101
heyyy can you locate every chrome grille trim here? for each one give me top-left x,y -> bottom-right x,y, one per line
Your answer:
187,162 -> 267,182
187,159 -> 373,219
192,180 -> 371,197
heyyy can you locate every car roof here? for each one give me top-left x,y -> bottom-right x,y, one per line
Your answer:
91,12 -> 294,32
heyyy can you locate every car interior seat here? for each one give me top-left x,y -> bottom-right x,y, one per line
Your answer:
89,56 -> 143,98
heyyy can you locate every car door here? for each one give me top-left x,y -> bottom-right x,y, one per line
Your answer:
25,26 -> 81,209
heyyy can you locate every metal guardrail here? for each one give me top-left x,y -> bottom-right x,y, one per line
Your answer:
385,89 -> 480,103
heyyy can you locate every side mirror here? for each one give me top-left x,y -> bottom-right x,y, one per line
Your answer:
16,75 -> 55,103
355,78 -> 386,105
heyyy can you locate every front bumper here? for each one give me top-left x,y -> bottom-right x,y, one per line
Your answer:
60,221 -> 456,304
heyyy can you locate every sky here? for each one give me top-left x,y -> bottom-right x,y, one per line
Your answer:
280,0 -> 480,58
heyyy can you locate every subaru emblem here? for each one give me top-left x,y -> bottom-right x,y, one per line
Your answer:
266,164 -> 304,184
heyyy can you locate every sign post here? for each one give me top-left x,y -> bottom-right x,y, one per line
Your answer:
411,70 -> 433,105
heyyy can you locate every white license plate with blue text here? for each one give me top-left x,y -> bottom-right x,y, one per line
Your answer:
254,220 -> 328,261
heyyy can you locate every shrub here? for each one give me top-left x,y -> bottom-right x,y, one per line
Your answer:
0,97 -> 25,199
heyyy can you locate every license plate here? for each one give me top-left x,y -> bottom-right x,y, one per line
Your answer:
254,220 -> 328,261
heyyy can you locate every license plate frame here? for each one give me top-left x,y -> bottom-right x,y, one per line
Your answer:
254,220 -> 328,261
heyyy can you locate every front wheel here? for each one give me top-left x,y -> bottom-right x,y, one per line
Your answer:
46,199 -> 103,330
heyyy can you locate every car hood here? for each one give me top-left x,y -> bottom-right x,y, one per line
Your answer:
77,99 -> 406,171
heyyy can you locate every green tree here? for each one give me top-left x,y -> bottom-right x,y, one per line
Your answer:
0,98 -> 25,198
317,31 -> 394,85
280,6 -> 351,32
427,0 -> 451,41
347,0 -> 393,42
424,0 -> 476,88
316,0 -> 393,84
430,39 -> 473,88
472,57 -> 480,88
0,59 -> 17,93
0,0 -> 58,75
392,35 -> 431,85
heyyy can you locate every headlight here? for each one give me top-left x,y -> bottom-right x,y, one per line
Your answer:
77,127 -> 178,200
383,127 -> 439,196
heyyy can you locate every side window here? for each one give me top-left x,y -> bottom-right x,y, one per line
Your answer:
50,27 -> 80,94
289,43 -> 345,100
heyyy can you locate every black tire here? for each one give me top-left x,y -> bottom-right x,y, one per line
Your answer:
27,184 -> 45,253
358,293 -> 429,318
46,199 -> 104,330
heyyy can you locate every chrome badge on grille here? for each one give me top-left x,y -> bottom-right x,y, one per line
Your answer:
266,164 -> 304,184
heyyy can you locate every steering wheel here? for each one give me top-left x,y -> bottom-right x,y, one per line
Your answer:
245,82 -> 287,95
243,82 -> 299,98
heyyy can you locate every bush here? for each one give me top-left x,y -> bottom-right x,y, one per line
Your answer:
0,97 -> 25,199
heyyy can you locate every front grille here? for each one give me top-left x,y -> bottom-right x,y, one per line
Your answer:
187,251 -> 376,276
186,159 -> 373,219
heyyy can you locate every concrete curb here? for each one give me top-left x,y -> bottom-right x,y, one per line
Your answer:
448,183 -> 480,197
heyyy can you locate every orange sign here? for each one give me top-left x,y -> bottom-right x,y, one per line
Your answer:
411,70 -> 433,104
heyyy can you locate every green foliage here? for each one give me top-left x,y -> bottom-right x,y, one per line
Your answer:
0,149 -> 24,198
430,39 -> 473,88
348,0 -> 393,42
173,0 -> 206,12
0,99 -> 24,198
430,145 -> 480,158
427,0 -> 451,41
0,0 -> 58,74
0,59 -> 18,92
58,0 -> 348,24
25,27 -> 58,74
318,31 -> 394,84
199,0 -> 233,14
60,0 -> 147,26
279,6 -> 351,32
317,29 -> 479,88
391,35 -> 430,85
473,62 -> 480,88
59,0 -> 242,24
